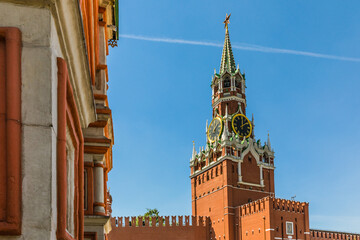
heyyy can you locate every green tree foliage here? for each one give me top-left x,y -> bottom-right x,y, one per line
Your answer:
144,208 -> 159,218
135,208 -> 161,226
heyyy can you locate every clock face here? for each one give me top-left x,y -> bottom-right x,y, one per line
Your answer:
231,114 -> 252,138
207,117 -> 223,143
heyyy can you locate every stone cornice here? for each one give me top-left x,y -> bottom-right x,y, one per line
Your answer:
53,0 -> 96,127
212,95 -> 246,108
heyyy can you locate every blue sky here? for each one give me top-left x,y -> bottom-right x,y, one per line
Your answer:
107,0 -> 360,233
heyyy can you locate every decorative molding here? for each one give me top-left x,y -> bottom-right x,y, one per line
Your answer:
84,166 -> 94,215
212,95 -> 245,108
238,181 -> 263,188
57,57 -> 84,240
0,27 -> 22,236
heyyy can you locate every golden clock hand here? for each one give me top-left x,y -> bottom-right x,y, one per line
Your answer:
240,122 -> 249,128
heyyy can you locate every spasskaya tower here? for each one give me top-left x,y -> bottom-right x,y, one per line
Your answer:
189,14 -> 275,240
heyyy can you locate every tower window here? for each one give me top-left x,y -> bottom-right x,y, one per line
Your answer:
263,154 -> 269,163
223,77 -> 230,88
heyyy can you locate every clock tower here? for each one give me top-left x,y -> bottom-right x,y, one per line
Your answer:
190,15 -> 275,240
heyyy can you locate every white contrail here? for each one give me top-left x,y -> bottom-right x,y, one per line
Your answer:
119,34 -> 360,62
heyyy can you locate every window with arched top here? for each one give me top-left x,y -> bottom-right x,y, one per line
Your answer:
209,154 -> 213,163
223,77 -> 231,88
263,154 -> 269,163
235,79 -> 240,88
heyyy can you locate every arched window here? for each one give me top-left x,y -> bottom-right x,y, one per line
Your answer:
223,77 -> 230,88
235,79 -> 240,88
263,154 -> 269,163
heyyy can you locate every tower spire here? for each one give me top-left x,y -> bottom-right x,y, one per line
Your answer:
220,13 -> 236,74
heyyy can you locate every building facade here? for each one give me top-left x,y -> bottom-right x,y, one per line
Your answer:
0,0 -> 118,239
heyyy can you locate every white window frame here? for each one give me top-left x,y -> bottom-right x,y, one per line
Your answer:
286,221 -> 294,235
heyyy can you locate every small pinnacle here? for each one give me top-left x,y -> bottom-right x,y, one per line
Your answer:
267,131 -> 271,150
192,141 -> 196,159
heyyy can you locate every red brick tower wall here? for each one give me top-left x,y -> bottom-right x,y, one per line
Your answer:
234,197 -> 310,240
191,153 -> 275,240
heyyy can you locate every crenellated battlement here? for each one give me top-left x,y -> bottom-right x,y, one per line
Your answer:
239,197 -> 268,216
111,215 -> 209,228
271,197 -> 308,213
238,196 -> 308,216
109,216 -> 210,240
311,229 -> 360,240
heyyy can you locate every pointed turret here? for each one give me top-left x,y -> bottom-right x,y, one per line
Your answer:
221,122 -> 229,142
251,113 -> 255,138
192,141 -> 196,159
224,104 -> 229,119
267,132 -> 271,150
220,14 -> 236,74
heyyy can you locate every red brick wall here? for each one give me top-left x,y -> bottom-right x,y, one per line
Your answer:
310,230 -> 360,240
235,197 -> 310,240
191,151 -> 275,240
108,216 -> 210,240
